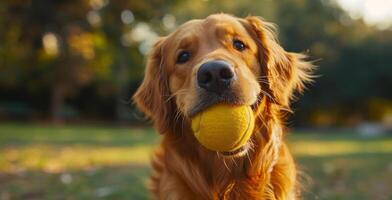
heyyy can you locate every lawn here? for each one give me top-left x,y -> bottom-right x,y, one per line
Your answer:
0,123 -> 391,200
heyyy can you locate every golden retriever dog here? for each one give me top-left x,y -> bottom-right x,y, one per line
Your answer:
133,13 -> 314,200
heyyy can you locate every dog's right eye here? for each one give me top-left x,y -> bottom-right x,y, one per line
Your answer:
177,51 -> 190,64
233,39 -> 247,51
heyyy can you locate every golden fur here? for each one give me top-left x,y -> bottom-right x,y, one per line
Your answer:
133,14 -> 314,200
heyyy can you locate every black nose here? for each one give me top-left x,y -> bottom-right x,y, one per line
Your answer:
197,60 -> 235,93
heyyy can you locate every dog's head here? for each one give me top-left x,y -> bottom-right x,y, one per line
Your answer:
133,14 -> 313,155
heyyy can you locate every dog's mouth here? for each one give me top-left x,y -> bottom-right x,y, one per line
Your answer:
220,142 -> 250,157
188,91 -> 244,117
188,89 -> 259,117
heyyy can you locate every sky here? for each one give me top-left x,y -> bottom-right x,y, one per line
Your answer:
336,0 -> 392,29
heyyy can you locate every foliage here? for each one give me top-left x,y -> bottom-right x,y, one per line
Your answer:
0,0 -> 391,125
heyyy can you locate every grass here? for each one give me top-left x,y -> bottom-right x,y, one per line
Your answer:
0,123 -> 391,200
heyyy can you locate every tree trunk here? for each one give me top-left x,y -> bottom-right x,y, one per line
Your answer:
50,83 -> 66,124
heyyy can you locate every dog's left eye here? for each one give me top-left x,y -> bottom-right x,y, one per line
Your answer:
177,51 -> 191,64
233,39 -> 247,51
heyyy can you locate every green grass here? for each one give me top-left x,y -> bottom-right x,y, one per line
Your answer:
0,123 -> 391,200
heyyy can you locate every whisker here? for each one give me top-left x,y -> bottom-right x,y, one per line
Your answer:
257,80 -> 270,85
257,114 -> 268,129
180,112 -> 186,138
257,75 -> 279,79
259,89 -> 276,104
222,157 -> 231,172
246,151 -> 252,167
231,157 -> 238,167
257,77 -> 269,80
171,110 -> 183,141
164,89 -> 189,103
279,106 -> 293,113
173,110 -> 182,125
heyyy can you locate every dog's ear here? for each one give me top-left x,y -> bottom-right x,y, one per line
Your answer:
133,37 -> 176,134
242,16 -> 314,109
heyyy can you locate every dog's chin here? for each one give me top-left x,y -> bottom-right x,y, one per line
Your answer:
219,142 -> 251,158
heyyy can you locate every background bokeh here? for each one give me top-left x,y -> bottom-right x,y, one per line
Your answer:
0,0 -> 391,199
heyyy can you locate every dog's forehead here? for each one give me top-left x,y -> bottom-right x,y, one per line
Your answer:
204,14 -> 242,27
170,14 -> 246,38
205,14 -> 248,34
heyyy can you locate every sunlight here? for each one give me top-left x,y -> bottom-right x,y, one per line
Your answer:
0,145 -> 154,173
42,32 -> 59,56
1,139 -> 392,173
336,0 -> 392,29
290,140 -> 392,156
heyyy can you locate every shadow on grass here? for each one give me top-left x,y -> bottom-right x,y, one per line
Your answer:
0,164 -> 151,200
298,153 -> 392,200
0,123 -> 159,147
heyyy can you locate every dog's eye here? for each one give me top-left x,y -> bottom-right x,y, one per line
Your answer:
177,51 -> 190,64
233,39 -> 247,51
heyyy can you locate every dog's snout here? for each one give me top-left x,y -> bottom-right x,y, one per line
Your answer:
197,60 -> 235,93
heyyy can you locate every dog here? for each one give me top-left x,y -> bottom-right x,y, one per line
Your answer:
133,13 -> 314,200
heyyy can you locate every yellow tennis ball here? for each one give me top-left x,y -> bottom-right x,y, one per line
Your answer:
191,104 -> 255,152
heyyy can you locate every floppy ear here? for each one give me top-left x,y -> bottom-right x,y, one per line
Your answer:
243,16 -> 314,109
133,37 -> 177,134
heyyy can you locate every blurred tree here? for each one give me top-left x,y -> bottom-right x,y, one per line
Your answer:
0,0 -> 391,126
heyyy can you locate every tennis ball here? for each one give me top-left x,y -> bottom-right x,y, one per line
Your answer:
191,104 -> 255,152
